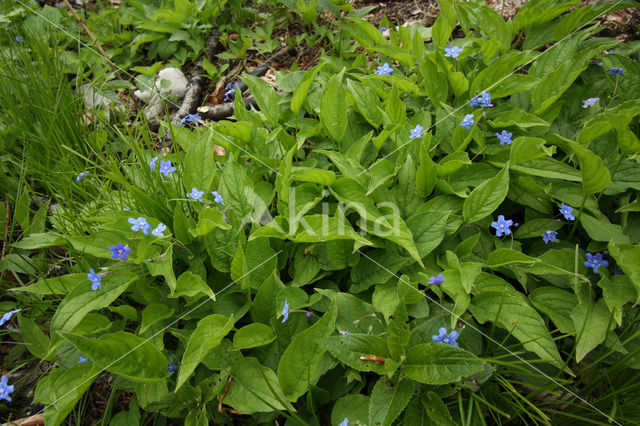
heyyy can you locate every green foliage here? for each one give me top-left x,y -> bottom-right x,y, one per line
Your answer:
3,0 -> 640,425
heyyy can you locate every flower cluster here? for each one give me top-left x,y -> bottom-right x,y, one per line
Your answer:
470,90 -> 493,108
179,113 -> 201,127
224,82 -> 240,102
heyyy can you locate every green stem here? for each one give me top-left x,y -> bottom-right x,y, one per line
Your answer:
568,192 -> 588,239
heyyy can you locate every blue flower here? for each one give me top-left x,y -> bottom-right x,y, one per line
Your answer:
410,124 -> 424,139
168,360 -> 177,374
151,223 -> 167,237
338,418 -> 349,426
123,206 -> 131,211
0,309 -> 21,327
281,299 -> 289,323
15,36 -> 24,43
128,217 -> 152,235
159,160 -> 176,177
376,63 -> 393,76
78,356 -> 92,363
212,191 -> 225,206
0,376 -> 15,402
179,113 -> 201,127
496,130 -> 513,145
584,252 -> 609,274
187,188 -> 204,201
428,274 -> 445,285
444,45 -> 463,58
150,156 -> 158,171
460,114 -> 474,130
542,230 -> 557,244
76,171 -> 89,181
582,97 -> 599,108
379,27 -> 387,33
109,243 -> 131,261
606,67 -> 624,76
469,56 -> 483,60
470,91 -> 493,108
224,82 -> 240,102
432,327 -> 459,347
559,202 -> 575,221
87,268 -> 102,290
491,215 -> 513,237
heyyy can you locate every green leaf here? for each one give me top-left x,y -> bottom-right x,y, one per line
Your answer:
509,137 -> 553,164
183,132 -> 216,193
290,167 -> 336,186
598,275 -> 636,327
568,141 -> 611,195
18,315 -> 50,359
347,79 -> 383,127
423,391 -> 457,426
13,273 -> 84,295
176,314 -> 234,390
419,54 -> 448,107
222,160 -> 256,220
571,298 -> 614,363
241,73 -> 280,123
291,63 -> 324,114
529,287 -> 577,334
146,246 -> 177,292
225,357 -> 296,414
580,214 -> 630,244
233,323 -> 276,349
12,232 -> 66,249
510,157 -> 581,181
40,363 -> 98,426
608,241 -> 640,304
385,84 -> 406,125
50,269 -> 136,342
470,274 -> 564,367
58,331 -> 168,382
321,69 -> 348,142
140,303 -> 175,334
278,305 -> 337,400
463,163 -> 510,224
431,0 -> 456,47
487,249 -> 541,268
191,207 -> 231,237
488,109 -> 549,129
321,334 -> 389,375
171,271 -> 215,300
332,394 -> 370,426
402,343 -> 485,384
369,377 -> 415,426
406,212 -> 449,258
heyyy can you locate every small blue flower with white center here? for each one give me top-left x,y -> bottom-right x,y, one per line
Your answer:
281,299 -> 289,323
559,202 -> 575,221
0,309 -> 21,327
339,418 -> 349,426
606,67 -> 624,76
410,124 -> 424,139
444,45 -> 463,58
460,114 -> 474,130
496,130 -> 513,145
375,63 -> 393,76
428,274 -> 445,285
179,113 -> 201,127
159,160 -> 176,177
76,171 -> 89,181
491,215 -> 513,237
168,360 -> 178,374
15,36 -> 24,43
109,243 -> 131,261
542,230 -> 557,244
187,188 -> 204,201
151,223 -> 167,237
212,191 -> 225,206
150,156 -> 158,171
584,252 -> 609,274
0,376 -> 15,402
128,217 -> 152,235
379,27 -> 387,33
432,327 -> 459,347
470,91 -> 493,108
87,269 -> 102,290
582,97 -> 599,108
78,356 -> 92,363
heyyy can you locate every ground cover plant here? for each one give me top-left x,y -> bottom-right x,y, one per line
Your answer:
2,0 -> 640,424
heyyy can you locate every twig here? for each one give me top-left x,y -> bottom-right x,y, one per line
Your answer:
198,97 -> 258,121
60,0 -> 119,74
218,376 -> 232,413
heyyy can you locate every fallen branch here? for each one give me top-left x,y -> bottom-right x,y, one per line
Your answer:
197,97 -> 258,121
2,413 -> 45,426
